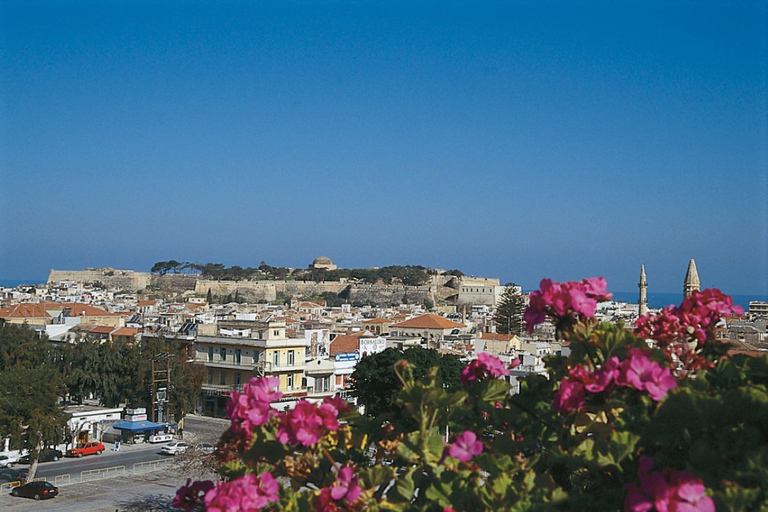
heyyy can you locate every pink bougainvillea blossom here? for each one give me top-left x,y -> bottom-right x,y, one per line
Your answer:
624,456 -> 714,512
448,430 -> 484,462
172,478 -> 215,512
314,466 -> 362,511
276,398 -> 345,447
553,350 -> 676,413
616,349 -> 677,401
552,377 -> 586,413
330,466 -> 362,503
635,288 -> 743,346
524,277 -> 612,333
204,472 -> 280,512
460,352 -> 512,384
226,376 -> 282,435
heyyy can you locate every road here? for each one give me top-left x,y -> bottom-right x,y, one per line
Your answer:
33,443 -> 170,481
0,414 -> 230,510
12,414 -> 229,483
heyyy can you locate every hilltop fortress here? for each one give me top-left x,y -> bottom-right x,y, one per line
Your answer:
47,264 -> 505,307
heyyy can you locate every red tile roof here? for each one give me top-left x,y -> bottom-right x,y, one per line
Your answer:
0,303 -> 51,319
390,314 -> 464,330
330,331 -> 366,356
89,326 -> 115,334
112,327 -> 139,337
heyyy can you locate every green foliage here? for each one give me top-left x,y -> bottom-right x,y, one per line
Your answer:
493,284 -> 525,335
0,325 -> 69,457
351,347 -> 462,418
201,314 -> 768,512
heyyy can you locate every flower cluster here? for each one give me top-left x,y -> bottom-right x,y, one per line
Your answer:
276,396 -> 345,446
226,376 -> 282,435
448,430 -> 484,462
187,472 -> 280,512
635,289 -> 743,346
460,353 -> 515,384
314,466 -> 362,512
624,456 -> 714,512
172,478 -> 215,512
553,348 -> 676,412
524,277 -> 612,333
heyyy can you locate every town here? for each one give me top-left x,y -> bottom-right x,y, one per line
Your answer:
0,257 -> 766,508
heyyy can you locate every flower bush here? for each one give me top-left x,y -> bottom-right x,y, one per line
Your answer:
176,279 -> 768,512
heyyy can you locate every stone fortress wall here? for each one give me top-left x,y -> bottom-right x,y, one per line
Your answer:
48,268 -> 152,290
48,267 -> 499,306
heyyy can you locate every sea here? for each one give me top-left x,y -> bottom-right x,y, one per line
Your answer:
606,291 -> 767,311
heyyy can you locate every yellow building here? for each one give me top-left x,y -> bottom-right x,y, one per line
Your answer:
194,319 -> 307,417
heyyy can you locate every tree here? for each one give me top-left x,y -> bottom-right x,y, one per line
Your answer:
351,347 -> 461,417
494,284 -> 525,335
0,325 -> 69,482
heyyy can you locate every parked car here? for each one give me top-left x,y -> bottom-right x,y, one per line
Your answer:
10,481 -> 59,500
196,442 -> 214,454
160,441 -> 189,455
0,454 -> 18,468
67,442 -> 105,458
18,450 -> 63,464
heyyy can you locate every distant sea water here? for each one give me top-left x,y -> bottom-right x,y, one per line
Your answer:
0,278 -> 47,288
610,291 -> 768,311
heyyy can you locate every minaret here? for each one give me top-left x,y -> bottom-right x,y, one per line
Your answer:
638,264 -> 648,316
683,259 -> 700,298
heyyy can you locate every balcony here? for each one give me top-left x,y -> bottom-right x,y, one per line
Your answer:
201,383 -> 245,395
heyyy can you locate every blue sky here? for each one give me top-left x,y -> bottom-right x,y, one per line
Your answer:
1,1 -> 766,295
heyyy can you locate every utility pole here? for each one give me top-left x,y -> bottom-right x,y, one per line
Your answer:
151,352 -> 172,424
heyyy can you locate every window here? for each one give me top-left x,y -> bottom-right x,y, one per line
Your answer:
220,348 -> 226,361
234,373 -> 241,387
287,350 -> 295,365
273,351 -> 279,367
235,349 -> 242,365
208,346 -> 213,361
219,372 -> 226,385
287,374 -> 294,389
274,330 -> 279,336
207,370 -> 213,385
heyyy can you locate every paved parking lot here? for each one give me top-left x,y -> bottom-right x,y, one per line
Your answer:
0,467 -> 196,511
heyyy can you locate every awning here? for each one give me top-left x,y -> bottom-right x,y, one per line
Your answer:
112,420 -> 167,432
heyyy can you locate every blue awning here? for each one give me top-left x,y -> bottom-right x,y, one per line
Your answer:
112,420 -> 167,432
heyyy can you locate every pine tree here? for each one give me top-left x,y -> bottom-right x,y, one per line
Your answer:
494,284 -> 524,335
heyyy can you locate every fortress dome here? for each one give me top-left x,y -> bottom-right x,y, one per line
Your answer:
311,256 -> 337,271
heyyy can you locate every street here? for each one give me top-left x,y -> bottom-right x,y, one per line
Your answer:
0,414 -> 230,511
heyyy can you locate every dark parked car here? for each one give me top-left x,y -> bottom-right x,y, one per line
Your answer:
18,450 -> 63,464
10,481 -> 59,500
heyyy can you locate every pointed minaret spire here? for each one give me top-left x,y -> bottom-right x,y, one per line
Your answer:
638,264 -> 648,316
683,259 -> 700,298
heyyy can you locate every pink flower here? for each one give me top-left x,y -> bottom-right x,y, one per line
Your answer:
330,466 -> 362,503
460,353 -> 510,384
226,376 -> 282,435
635,289 -> 742,347
584,356 -> 620,393
448,430 -> 484,462
204,472 -> 280,512
276,400 -> 340,447
173,479 -> 215,512
524,277 -> 612,333
617,349 -> 677,401
314,466 -> 362,511
553,377 -> 586,413
624,456 -> 714,512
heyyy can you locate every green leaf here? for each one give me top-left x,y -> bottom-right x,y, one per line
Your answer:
360,466 -> 395,489
388,467 -> 416,504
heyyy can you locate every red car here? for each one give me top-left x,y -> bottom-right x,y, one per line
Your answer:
67,442 -> 105,458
